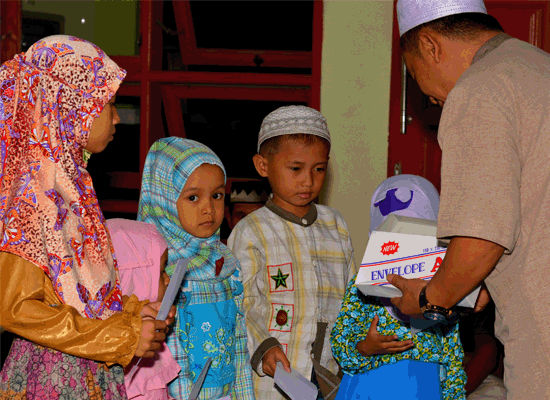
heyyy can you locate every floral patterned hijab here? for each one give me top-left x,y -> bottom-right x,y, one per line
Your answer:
0,35 -> 126,320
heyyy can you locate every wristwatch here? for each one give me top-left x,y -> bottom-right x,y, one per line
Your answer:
419,286 -> 456,322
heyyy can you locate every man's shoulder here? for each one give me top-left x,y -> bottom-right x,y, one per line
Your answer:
460,38 -> 550,87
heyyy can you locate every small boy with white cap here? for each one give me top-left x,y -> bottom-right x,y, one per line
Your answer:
228,106 -> 356,400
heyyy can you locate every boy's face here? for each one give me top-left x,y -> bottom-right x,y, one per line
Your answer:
176,163 -> 225,238
253,138 -> 329,217
158,249 -> 170,301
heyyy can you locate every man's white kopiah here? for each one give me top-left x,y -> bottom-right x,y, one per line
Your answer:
397,0 -> 488,37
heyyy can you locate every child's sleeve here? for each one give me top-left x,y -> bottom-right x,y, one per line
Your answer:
330,276 -> 377,375
231,273 -> 256,399
440,323 -> 467,400
0,251 -> 143,367
228,224 -> 279,377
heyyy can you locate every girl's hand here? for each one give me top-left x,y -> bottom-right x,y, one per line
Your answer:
140,301 -> 176,332
135,319 -> 167,358
262,346 -> 291,377
355,315 -> 414,357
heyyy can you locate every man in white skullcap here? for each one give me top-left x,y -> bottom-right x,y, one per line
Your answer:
228,105 -> 356,400
388,1 -> 550,398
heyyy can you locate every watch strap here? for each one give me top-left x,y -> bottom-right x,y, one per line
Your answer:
419,286 -> 456,321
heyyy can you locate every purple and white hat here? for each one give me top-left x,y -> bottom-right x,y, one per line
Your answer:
369,174 -> 439,235
257,105 -> 331,152
397,0 -> 488,37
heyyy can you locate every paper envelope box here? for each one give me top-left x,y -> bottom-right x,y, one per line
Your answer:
355,215 -> 480,308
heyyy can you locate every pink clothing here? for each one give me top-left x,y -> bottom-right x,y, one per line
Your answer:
107,218 -> 180,400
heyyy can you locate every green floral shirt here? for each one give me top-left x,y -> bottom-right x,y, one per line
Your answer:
330,278 -> 466,400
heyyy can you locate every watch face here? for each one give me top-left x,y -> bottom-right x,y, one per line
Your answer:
423,310 -> 447,322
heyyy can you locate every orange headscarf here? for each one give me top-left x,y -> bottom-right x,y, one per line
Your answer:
0,35 -> 126,320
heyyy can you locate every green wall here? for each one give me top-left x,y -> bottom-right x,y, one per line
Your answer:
22,0 -> 138,56
93,0 -> 139,56
321,0 -> 394,267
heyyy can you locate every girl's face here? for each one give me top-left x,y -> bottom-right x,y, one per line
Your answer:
157,249 -> 170,301
85,95 -> 120,154
176,163 -> 225,238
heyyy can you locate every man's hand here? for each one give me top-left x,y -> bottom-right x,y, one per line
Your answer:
356,315 -> 414,356
262,346 -> 291,377
389,237 -> 504,317
387,274 -> 427,319
473,285 -> 492,313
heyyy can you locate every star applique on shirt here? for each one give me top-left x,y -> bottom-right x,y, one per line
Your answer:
270,268 -> 290,289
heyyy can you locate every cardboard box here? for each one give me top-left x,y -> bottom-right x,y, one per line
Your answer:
355,215 -> 480,308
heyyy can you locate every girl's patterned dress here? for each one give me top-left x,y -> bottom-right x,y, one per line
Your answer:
1,339 -> 126,400
330,279 -> 467,400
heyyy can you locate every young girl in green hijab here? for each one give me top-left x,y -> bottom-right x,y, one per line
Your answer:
138,138 -> 255,400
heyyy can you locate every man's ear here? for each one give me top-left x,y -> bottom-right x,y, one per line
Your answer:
418,30 -> 442,64
253,154 -> 269,178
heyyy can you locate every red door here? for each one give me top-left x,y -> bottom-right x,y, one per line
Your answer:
0,1 -> 21,63
387,0 -> 550,192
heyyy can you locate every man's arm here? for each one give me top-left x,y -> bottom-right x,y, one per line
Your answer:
387,236 -> 504,317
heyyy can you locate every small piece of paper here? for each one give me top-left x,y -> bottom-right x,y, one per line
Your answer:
409,318 -> 439,335
274,363 -> 318,400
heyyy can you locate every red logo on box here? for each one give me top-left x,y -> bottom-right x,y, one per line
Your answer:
381,241 -> 399,255
431,256 -> 443,272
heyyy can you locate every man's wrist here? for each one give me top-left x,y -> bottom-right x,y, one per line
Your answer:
419,286 -> 457,322
425,283 -> 454,310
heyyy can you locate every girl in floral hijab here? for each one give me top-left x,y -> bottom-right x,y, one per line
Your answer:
0,35 -> 171,399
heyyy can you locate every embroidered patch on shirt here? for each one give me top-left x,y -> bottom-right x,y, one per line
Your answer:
267,263 -> 294,293
269,303 -> 294,332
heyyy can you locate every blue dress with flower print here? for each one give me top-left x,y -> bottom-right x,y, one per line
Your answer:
167,264 -> 254,400
179,292 -> 238,387
330,278 -> 466,400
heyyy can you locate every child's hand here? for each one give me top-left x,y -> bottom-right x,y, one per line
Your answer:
262,346 -> 291,377
355,315 -> 414,357
141,301 -> 176,331
135,319 -> 167,358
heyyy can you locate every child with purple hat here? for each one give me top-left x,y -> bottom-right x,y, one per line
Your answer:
330,175 -> 466,400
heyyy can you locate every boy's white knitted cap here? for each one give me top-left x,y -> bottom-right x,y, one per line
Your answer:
397,0 -> 487,37
257,105 -> 331,152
